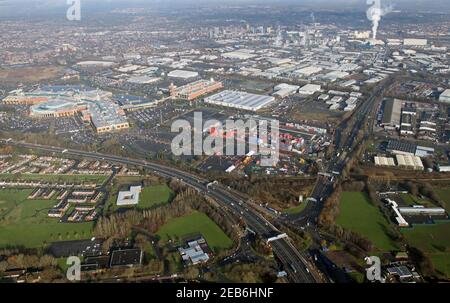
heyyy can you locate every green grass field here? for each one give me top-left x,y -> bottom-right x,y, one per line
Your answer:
434,189 -> 450,211
337,192 -> 398,252
106,184 -> 174,212
139,185 -> 174,209
0,189 -> 93,248
402,222 -> 450,278
157,212 -> 233,253
429,254 -> 450,278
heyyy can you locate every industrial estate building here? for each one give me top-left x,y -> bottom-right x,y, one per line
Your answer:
380,99 -> 403,130
167,69 -> 199,79
386,140 -> 434,158
373,155 -> 424,170
385,198 -> 409,227
204,90 -> 276,111
440,89 -> 450,103
169,79 -> 223,101
403,39 -> 428,47
374,156 -> 396,167
222,49 -> 257,60
273,83 -> 300,98
298,84 -> 322,96
395,154 -> 424,171
384,198 -> 448,227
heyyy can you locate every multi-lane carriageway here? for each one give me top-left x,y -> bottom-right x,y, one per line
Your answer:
1,140 -> 319,283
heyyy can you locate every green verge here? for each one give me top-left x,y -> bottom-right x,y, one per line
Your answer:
284,201 -> 308,215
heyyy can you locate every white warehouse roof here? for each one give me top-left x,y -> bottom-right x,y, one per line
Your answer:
204,90 -> 275,111
299,84 -> 321,95
396,155 -> 424,170
168,70 -> 199,79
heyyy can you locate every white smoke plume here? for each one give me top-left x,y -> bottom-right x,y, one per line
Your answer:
366,0 -> 393,39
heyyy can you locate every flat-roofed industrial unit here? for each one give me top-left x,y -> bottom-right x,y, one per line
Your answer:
127,75 -> 161,84
110,249 -> 143,267
168,70 -> 199,79
321,71 -> 349,82
273,83 -> 299,98
440,89 -> 450,103
222,49 -> 257,60
76,61 -> 116,68
204,90 -> 276,111
374,156 -> 396,167
415,146 -> 435,157
403,39 -> 428,46
299,84 -> 321,96
387,140 -> 417,156
399,206 -> 446,215
395,154 -> 424,170
381,99 -> 402,129
293,66 -> 323,77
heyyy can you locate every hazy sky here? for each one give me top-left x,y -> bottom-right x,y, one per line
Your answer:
1,0 -> 449,17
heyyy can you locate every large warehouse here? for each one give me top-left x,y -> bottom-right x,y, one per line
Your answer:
204,90 -> 276,111
380,99 -> 402,130
168,70 -> 199,80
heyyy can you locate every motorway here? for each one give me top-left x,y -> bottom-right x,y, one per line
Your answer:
0,139 -> 318,283
283,79 -> 392,250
